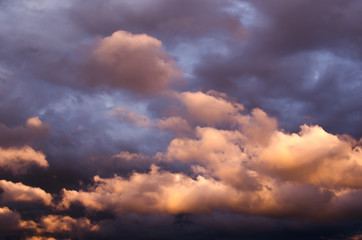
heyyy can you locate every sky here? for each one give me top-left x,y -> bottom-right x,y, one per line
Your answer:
1,0 -> 362,239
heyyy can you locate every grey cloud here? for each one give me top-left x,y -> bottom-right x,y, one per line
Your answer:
195,0 -> 362,138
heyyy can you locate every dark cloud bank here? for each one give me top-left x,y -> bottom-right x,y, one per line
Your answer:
1,0 -> 362,239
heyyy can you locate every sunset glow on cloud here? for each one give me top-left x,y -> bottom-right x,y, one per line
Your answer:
1,0 -> 362,239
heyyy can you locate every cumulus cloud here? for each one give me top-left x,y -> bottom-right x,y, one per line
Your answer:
252,125 -> 362,188
155,116 -> 191,135
0,207 -> 98,238
167,126 -> 260,190
0,211 -> 97,239
0,207 -> 37,232
54,90 -> 362,223
57,163 -> 362,221
84,30 -> 181,95
26,117 -> 44,128
0,179 -> 53,206
37,215 -> 99,234
57,163 -> 362,220
178,91 -> 277,144
0,145 -> 48,174
59,165 -> 245,215
178,91 -> 244,126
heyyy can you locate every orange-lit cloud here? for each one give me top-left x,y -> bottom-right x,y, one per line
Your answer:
57,163 -> 362,220
26,117 -> 44,128
56,90 -> 362,222
0,207 -> 37,232
37,215 -> 99,234
0,180 -> 53,206
155,116 -> 191,135
26,237 -> 56,240
59,165 -> 245,215
166,126 -> 260,190
0,145 -> 48,174
178,91 -> 244,125
251,124 -> 362,188
85,30 -> 180,95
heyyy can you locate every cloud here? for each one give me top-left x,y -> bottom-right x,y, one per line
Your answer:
26,117 -> 44,128
193,0 -> 362,138
57,163 -> 362,221
1,0 -> 362,238
0,207 -> 99,238
54,90 -> 362,223
252,124 -> 362,188
0,179 -> 53,206
26,237 -> 56,240
84,30 -> 181,95
155,116 -> 191,135
37,215 -> 99,234
0,210 -> 98,239
178,91 -> 244,126
166,126 -> 260,190
68,0 -> 244,40
0,116 -> 49,147
177,91 -> 277,145
0,206 -> 37,232
109,107 -> 150,127
0,145 -> 48,174
59,164 -> 245,215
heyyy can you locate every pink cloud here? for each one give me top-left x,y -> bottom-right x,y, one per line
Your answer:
0,179 -> 53,206
84,30 -> 181,95
0,145 -> 48,174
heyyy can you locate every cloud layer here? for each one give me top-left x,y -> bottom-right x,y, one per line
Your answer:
1,0 -> 362,239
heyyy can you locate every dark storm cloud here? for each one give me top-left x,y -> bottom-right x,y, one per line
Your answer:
195,0 -> 362,138
248,0 -> 362,55
68,0 -> 244,42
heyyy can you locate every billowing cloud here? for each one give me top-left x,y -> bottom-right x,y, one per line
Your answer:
178,91 -> 277,145
194,0 -> 362,138
252,125 -> 362,188
84,30 -> 180,95
155,116 -> 191,135
59,165 -> 244,215
0,179 -> 53,206
37,215 -> 99,234
167,126 -> 260,190
0,145 -> 48,174
178,91 -> 244,126
55,91 -> 362,223
0,207 -> 37,232
26,117 -> 44,128
57,162 -> 362,220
